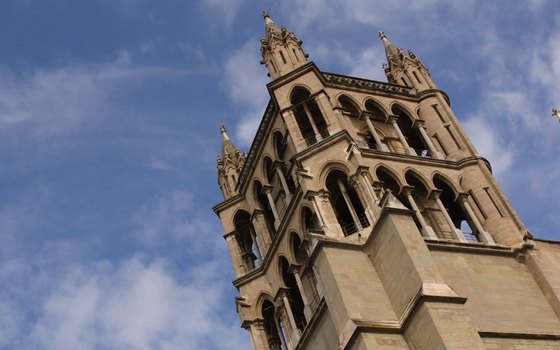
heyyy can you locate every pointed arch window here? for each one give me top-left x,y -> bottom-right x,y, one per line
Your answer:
233,210 -> 263,271
326,170 -> 369,235
291,88 -> 329,146
392,106 -> 431,157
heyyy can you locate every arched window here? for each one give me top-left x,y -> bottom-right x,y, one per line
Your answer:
291,87 -> 329,146
274,131 -> 285,160
392,106 -> 430,157
254,180 -> 276,236
338,95 -> 360,118
433,177 -> 479,242
233,210 -> 262,271
302,206 -> 322,234
326,170 -> 369,235
280,257 -> 307,333
264,157 -> 275,185
262,300 -> 283,349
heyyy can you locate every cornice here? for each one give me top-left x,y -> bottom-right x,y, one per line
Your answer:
322,71 -> 414,98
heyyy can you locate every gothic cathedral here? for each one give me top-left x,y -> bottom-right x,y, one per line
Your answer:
213,13 -> 560,350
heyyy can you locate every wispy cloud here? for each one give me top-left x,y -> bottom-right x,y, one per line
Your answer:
17,256 -> 248,350
221,38 -> 269,145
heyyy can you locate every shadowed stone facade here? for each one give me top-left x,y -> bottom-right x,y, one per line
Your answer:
213,13 -> 560,350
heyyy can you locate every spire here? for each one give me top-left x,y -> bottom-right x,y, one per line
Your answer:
379,31 -> 402,66
217,125 -> 246,199
263,10 -> 281,38
260,11 -> 308,80
378,31 -> 435,89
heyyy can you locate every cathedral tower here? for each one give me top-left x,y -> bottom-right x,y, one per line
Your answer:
214,13 -> 560,350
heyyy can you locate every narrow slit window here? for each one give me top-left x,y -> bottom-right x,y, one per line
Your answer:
413,71 -> 422,83
484,187 -> 504,217
280,51 -> 287,64
401,78 -> 408,86
292,48 -> 299,62
445,125 -> 463,149
434,133 -> 448,156
432,104 -> 446,123
469,190 -> 487,220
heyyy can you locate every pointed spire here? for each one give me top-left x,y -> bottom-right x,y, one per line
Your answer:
263,10 -> 281,38
379,31 -> 403,67
220,125 -> 230,141
260,11 -> 308,79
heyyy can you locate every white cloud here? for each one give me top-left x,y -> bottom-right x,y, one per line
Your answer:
200,0 -> 247,29
222,38 -> 269,145
26,257 -> 247,350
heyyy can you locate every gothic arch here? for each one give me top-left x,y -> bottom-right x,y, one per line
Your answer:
289,231 -> 308,266
432,172 -> 460,194
337,94 -> 361,118
364,98 -> 389,119
301,205 -> 321,234
374,164 -> 405,186
289,84 -> 314,100
273,130 -> 285,160
256,292 -> 276,318
318,161 -> 352,187
404,168 -> 432,191
263,156 -> 275,185
390,101 -> 415,119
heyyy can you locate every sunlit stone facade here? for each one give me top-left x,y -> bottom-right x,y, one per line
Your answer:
213,13 -> 560,350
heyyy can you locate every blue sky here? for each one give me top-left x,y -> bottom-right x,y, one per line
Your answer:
0,1 -> 558,349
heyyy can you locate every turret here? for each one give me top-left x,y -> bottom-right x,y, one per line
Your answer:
379,31 -> 436,91
260,11 -> 308,80
216,125 -> 246,199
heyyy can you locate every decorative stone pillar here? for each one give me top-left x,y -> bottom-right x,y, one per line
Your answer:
263,185 -> 281,229
248,227 -> 263,263
457,193 -> 495,244
281,108 -> 306,152
401,186 -> 438,239
387,114 -> 415,155
279,289 -> 300,345
413,119 -> 443,159
252,209 -> 272,252
313,91 -> 334,129
224,231 -> 244,276
246,320 -> 270,350
275,163 -> 292,203
336,178 -> 362,231
308,190 -> 342,238
363,112 -> 389,151
272,311 -> 290,350
430,189 -> 467,242
302,102 -> 321,142
350,174 -> 375,226
290,265 -> 313,321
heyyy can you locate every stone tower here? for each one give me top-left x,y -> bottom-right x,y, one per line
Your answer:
213,13 -> 560,350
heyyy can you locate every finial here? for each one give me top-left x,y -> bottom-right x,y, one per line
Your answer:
220,125 -> 230,140
262,10 -> 270,19
378,31 -> 386,40
553,107 -> 560,122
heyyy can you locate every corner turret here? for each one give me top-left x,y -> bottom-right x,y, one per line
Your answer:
379,31 -> 436,91
260,11 -> 308,80
217,125 -> 246,199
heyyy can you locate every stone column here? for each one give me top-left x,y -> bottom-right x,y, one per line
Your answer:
350,174 -> 375,226
302,102 -> 321,142
280,290 -> 301,345
413,120 -> 442,159
363,113 -> 389,151
388,114 -> 415,155
275,164 -> 292,202
281,108 -> 306,152
336,178 -> 362,231
252,210 -> 272,252
401,186 -> 438,239
249,227 -> 263,264
273,312 -> 290,350
224,231 -> 244,276
457,193 -> 495,244
309,194 -> 326,230
314,91 -> 334,128
264,185 -> 281,229
290,265 -> 313,321
430,189 -> 467,242
247,320 -> 270,350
